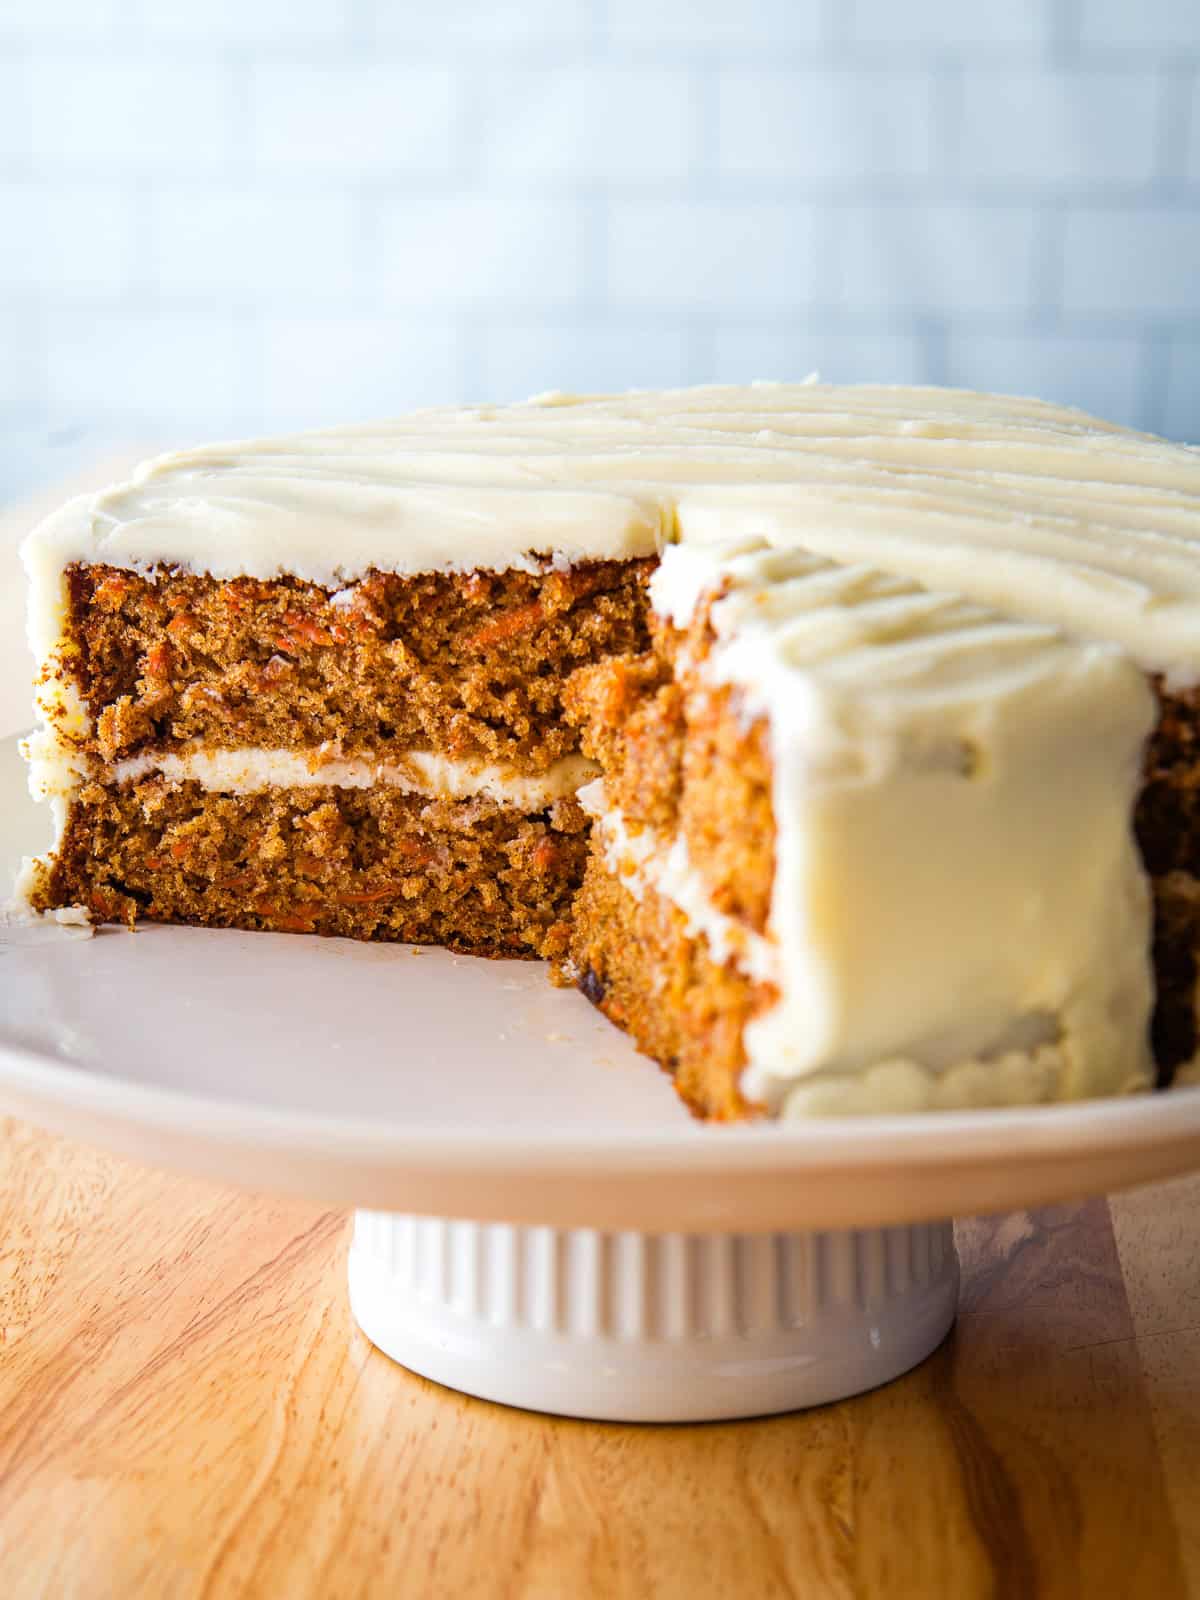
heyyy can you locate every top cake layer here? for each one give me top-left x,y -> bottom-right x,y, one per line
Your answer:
22,382 -> 1200,677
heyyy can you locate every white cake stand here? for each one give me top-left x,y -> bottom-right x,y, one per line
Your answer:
4,735 -> 1199,1421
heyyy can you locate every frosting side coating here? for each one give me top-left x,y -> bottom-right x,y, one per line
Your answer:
649,539 -> 1157,1109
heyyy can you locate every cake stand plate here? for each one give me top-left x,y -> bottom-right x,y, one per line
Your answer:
3,734 -> 1199,1420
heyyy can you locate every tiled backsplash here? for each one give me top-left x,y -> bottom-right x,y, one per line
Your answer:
1,0 -> 1198,501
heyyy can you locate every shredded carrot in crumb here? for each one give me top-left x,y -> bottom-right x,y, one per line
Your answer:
335,885 -> 404,906
169,840 -> 191,861
143,855 -> 165,871
143,643 -> 171,678
394,839 -> 434,862
93,575 -> 132,609
463,600 -> 544,650
277,610 -> 337,649
166,612 -> 198,638
530,837 -> 560,872
253,900 -> 317,932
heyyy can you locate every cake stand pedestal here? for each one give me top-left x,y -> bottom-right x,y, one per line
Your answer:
348,1212 -> 959,1422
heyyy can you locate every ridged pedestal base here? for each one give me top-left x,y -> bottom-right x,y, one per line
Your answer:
349,1213 -> 959,1421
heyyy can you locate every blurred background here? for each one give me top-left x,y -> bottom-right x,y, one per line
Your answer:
1,0 -> 1199,506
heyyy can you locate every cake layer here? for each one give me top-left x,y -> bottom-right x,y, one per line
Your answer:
34,779 -> 589,957
569,855 -> 1099,1120
59,560 -> 652,771
565,650 -> 776,935
1136,678 -> 1200,1071
566,852 -> 775,1122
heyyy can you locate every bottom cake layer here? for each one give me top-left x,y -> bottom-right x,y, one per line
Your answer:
33,777 -> 590,958
563,853 -> 777,1121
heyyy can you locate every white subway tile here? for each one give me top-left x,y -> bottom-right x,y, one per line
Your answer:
835,206 -> 1038,313
145,0 -> 351,44
28,58 -> 236,171
1079,0 -> 1200,49
148,186 -> 359,302
377,0 -> 594,45
43,312 -> 252,429
377,194 -> 587,306
851,0 -> 1049,46
482,66 -> 694,180
252,65 -> 457,173
711,326 -> 927,386
0,182 -> 137,294
607,0 -> 824,47
479,322 -> 691,400
1163,338 -> 1200,444
0,56 -> 28,162
0,312 -> 35,414
6,0 -> 124,29
261,317 -> 461,430
958,69 -> 1159,182
0,428 -> 146,513
1062,209 -> 1200,316
944,331 -> 1144,428
608,201 -> 817,309
717,69 -> 931,179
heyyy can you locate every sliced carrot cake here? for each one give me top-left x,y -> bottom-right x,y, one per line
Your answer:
17,383 -> 1200,1119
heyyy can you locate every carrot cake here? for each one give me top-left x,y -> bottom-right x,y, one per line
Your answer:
17,383 -> 1200,1119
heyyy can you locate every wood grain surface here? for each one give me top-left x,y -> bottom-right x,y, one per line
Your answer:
0,1119 -> 1195,1598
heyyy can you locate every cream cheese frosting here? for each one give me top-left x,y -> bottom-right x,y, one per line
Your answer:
108,748 -> 597,809
22,381 -> 1200,678
18,381 -> 1186,1116
647,538 -> 1157,1110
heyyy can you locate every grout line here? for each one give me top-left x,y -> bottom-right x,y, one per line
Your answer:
580,182 -> 609,312
1136,329 -> 1172,436
683,318 -> 715,387
919,318 -> 949,387
1029,205 -> 1065,331
932,58 -> 964,181
1155,64 -> 1197,183
1050,0 -> 1082,68
690,59 -> 718,192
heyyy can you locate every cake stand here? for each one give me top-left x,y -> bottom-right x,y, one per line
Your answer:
4,735 -> 1200,1422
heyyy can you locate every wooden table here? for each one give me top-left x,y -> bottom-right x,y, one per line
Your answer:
3,470 -> 1200,1597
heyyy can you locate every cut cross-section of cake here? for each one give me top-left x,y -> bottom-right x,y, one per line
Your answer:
564,540 -> 1154,1118
24,557 -> 653,955
16,382 -> 1200,1119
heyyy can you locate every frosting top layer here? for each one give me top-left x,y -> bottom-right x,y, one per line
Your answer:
24,381 -> 1200,674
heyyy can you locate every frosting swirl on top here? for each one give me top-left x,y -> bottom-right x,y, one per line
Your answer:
23,381 -> 1200,675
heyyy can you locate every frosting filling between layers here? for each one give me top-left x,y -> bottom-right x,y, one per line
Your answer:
578,780 -> 778,987
108,748 -> 599,808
